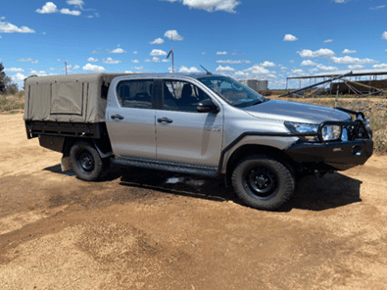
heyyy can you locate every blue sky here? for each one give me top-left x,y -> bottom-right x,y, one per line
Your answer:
1,0 -> 387,89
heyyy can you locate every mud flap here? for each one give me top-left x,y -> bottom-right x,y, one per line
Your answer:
61,156 -> 72,172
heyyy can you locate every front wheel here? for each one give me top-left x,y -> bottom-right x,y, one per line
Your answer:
231,154 -> 295,210
69,141 -> 105,181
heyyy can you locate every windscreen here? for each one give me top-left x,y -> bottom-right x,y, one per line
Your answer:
198,76 -> 267,108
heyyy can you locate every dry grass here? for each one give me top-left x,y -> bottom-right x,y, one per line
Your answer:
0,92 -> 25,114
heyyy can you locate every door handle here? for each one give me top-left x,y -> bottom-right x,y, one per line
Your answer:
157,117 -> 173,124
111,114 -> 124,120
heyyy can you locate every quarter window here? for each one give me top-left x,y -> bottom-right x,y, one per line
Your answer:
116,80 -> 153,109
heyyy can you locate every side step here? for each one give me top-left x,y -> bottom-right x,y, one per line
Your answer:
113,156 -> 218,177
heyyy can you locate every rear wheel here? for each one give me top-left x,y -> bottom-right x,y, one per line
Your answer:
231,154 -> 295,210
69,141 -> 105,181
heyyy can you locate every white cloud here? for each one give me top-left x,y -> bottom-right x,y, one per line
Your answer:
291,69 -> 305,75
42,32 -> 46,34
373,63 -> 387,69
91,48 -> 102,54
216,60 -> 250,64
202,52 -> 207,55
260,61 -> 275,67
125,70 -> 133,73
348,65 -> 365,70
332,0 -> 350,3
308,68 -> 319,74
234,71 -> 247,77
216,51 -> 228,55
4,68 -> 24,73
382,32 -> 387,40
150,49 -> 167,56
164,30 -> 184,41
283,34 -> 298,42
370,5 -> 385,10
68,64 -> 80,70
152,57 -> 161,62
16,58 -> 38,63
316,64 -> 338,71
162,59 -> 169,62
324,39 -> 334,43
131,60 -> 140,63
60,8 -> 81,16
216,65 -> 235,73
330,56 -> 377,65
300,60 -> 317,66
144,59 -> 151,62
103,57 -> 121,64
0,20 -> 35,33
108,48 -> 127,53
36,2 -> 58,14
150,38 -> 164,44
245,65 -> 270,74
87,57 -> 98,62
83,63 -> 105,72
0,17 -> 5,20
11,72 -> 27,82
30,70 -> 48,77
342,49 -> 357,54
132,66 -> 145,70
161,0 -> 241,13
66,0 -> 84,7
289,60 -> 295,63
297,48 -> 335,58
179,66 -> 200,73
133,51 -> 138,54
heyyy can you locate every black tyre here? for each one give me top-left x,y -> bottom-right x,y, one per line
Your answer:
231,154 -> 295,210
69,141 -> 105,181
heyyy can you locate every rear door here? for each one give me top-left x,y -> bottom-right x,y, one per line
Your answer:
106,79 -> 156,159
155,79 -> 223,167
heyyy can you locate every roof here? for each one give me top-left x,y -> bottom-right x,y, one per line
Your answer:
24,72 -> 215,85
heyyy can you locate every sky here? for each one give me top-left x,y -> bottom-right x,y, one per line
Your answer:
1,0 -> 387,89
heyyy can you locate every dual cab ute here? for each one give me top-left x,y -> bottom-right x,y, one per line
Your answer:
24,73 -> 373,210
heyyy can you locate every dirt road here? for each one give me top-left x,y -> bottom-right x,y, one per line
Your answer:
1,113 -> 387,289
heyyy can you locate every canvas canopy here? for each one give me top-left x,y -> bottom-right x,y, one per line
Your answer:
23,73 -> 129,123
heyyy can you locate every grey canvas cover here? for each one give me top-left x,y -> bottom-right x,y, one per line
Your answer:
23,73 -> 130,123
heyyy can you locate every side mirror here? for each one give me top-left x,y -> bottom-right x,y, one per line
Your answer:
197,99 -> 219,113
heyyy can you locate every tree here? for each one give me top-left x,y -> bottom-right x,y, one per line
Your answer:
0,63 -> 19,95
0,62 -> 6,94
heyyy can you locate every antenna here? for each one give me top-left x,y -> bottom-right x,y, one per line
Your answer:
166,36 -> 174,73
200,65 -> 212,75
64,62 -> 68,75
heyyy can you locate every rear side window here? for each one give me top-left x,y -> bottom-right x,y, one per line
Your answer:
116,80 -> 153,109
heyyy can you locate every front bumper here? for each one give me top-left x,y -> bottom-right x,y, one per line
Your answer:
285,139 -> 373,171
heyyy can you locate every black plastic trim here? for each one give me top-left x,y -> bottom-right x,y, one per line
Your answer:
25,121 -> 107,139
284,139 -> 373,171
114,156 -> 218,177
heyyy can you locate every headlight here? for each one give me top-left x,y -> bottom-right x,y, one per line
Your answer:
284,122 -> 319,142
284,122 -> 319,134
322,125 -> 341,141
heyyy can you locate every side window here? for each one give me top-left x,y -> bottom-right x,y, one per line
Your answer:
116,80 -> 153,109
162,80 -> 209,112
